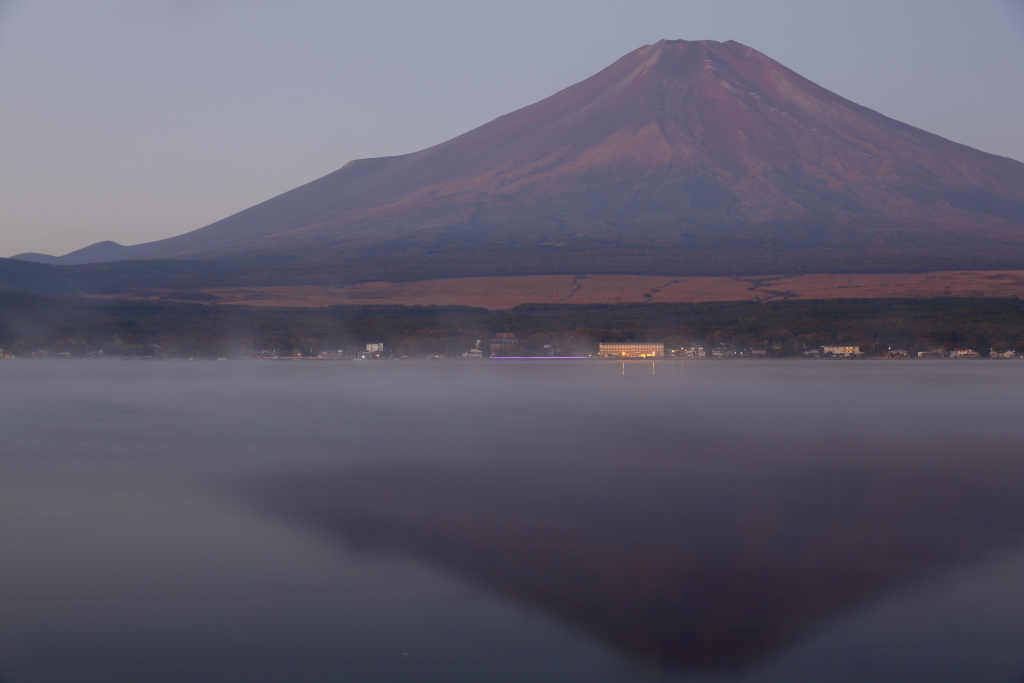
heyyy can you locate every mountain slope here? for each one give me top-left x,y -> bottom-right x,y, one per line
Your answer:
18,39 -> 1024,280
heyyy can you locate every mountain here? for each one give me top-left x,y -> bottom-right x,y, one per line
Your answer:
15,241 -> 132,266
16,39 -> 1024,282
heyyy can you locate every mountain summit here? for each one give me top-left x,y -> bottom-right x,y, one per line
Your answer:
19,39 -> 1024,279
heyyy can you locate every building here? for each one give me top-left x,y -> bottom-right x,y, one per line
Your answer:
461,340 -> 484,359
951,348 -> 980,359
822,344 -> 862,357
598,343 -> 664,358
359,342 -> 385,360
490,333 -> 526,357
990,349 -> 1017,359
685,344 -> 706,359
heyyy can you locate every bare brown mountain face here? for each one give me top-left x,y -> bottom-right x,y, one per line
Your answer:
17,39 -> 1024,283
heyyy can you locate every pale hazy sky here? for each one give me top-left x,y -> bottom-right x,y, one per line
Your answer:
2,0 -> 1023,257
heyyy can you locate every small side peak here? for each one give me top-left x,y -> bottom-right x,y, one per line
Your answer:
9,252 -> 60,264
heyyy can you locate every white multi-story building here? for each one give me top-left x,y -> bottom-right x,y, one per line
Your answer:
598,343 -> 664,358
822,344 -> 862,357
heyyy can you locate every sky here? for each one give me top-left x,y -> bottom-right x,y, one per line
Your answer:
1,0 -> 1023,258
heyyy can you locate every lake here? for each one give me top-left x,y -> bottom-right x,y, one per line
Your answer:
2,360 -> 1023,682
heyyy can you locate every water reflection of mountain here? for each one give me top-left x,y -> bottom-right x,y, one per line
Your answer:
256,448 -> 1024,672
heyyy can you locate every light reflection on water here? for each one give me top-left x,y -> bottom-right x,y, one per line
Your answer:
1,360 -> 1023,682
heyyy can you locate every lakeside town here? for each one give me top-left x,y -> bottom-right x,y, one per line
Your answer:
247,335 -> 1018,361
4,295 -> 1024,361
4,332 -> 1020,362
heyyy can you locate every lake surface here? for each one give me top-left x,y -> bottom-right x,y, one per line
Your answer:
2,360 -> 1024,682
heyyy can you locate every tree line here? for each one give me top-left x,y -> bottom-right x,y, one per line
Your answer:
2,291 -> 1024,359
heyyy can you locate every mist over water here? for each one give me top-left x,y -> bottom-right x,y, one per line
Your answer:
2,360 -> 1024,682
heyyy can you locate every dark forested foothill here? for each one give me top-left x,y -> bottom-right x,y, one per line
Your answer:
2,290 -> 1024,359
